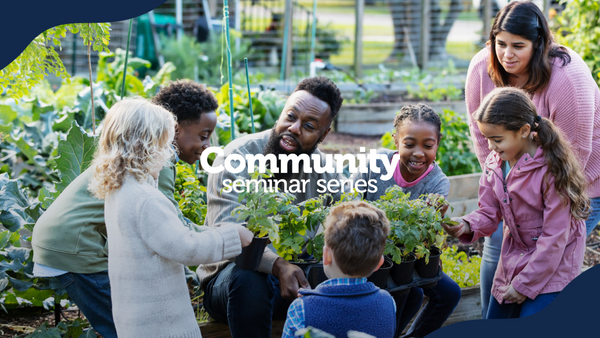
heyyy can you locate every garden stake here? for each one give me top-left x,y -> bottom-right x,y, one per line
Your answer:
87,23 -> 95,136
309,0 -> 317,64
244,58 -> 255,133
280,8 -> 290,82
223,0 -> 236,141
121,19 -> 133,100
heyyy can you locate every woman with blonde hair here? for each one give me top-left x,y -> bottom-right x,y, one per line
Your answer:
89,98 -> 252,338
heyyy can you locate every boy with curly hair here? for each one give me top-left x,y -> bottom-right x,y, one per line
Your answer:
282,201 -> 396,338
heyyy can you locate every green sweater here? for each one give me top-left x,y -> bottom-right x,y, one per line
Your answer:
32,165 -> 183,274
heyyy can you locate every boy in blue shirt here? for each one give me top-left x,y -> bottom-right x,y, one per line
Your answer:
282,201 -> 396,338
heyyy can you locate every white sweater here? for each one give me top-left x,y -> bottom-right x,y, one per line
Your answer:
105,175 -> 242,338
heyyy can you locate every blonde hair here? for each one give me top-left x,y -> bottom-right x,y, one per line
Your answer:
88,98 -> 176,199
324,201 -> 390,276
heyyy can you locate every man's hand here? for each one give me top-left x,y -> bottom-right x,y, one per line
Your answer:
503,285 -> 527,304
441,217 -> 472,238
272,257 -> 310,300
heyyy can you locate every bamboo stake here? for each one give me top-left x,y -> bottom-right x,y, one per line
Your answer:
309,0 -> 317,65
244,58 -> 255,133
223,0 -> 236,141
121,19 -> 133,99
87,24 -> 95,136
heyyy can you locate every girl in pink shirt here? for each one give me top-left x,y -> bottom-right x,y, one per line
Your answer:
444,87 -> 590,319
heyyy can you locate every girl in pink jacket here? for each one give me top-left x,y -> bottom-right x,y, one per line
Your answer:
443,87 -> 590,319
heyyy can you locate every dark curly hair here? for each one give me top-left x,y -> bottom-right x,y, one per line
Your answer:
152,80 -> 218,125
293,76 -> 343,120
393,104 -> 441,141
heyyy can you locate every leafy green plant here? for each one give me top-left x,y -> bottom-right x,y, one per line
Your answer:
441,245 -> 481,288
161,33 -> 250,85
174,162 -> 208,226
407,82 -> 462,102
231,171 -> 296,242
372,187 -> 445,264
211,83 -> 286,146
0,23 -> 110,99
25,319 -> 96,338
556,0 -> 600,87
346,89 -> 377,104
380,109 -> 480,176
274,195 -> 331,262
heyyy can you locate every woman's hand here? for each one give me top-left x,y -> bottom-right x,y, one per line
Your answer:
235,225 -> 254,247
503,285 -> 527,304
441,217 -> 472,238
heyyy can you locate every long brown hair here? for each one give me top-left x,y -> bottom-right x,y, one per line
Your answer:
477,87 -> 590,220
487,1 -> 571,93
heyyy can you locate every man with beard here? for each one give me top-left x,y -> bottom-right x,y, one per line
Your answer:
197,77 -> 344,338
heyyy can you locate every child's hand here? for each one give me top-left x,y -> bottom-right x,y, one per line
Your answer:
235,225 -> 254,247
441,217 -> 471,238
427,194 -> 450,218
503,285 -> 527,304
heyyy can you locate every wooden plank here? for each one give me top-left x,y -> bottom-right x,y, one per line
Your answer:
354,0 -> 365,78
447,173 -> 481,200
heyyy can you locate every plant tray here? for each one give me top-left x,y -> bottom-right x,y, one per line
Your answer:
385,267 -> 443,295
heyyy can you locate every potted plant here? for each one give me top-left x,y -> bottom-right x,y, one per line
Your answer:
232,171 -> 295,270
277,195 -> 332,288
412,194 -> 447,279
372,187 -> 419,285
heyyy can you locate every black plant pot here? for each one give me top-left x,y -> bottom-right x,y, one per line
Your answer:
367,257 -> 393,289
290,260 -> 319,272
235,236 -> 269,271
305,263 -> 327,289
415,246 -> 442,278
390,252 -> 416,285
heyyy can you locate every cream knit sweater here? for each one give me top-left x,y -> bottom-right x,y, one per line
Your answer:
105,175 -> 242,338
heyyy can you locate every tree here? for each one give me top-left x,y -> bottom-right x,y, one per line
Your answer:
0,23 -> 111,99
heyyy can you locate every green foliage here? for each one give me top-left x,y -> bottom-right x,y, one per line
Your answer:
0,23 -> 111,99
275,195 -> 330,262
441,245 -> 481,288
380,109 -> 480,176
174,162 -> 208,226
346,89 -> 376,104
0,173 -> 66,313
556,0 -> 600,86
436,110 -> 481,176
296,326 -> 336,338
25,319 -> 96,338
372,187 -> 445,264
211,83 -> 286,145
96,48 -> 176,100
161,33 -> 251,85
407,82 -> 462,102
231,171 -> 296,242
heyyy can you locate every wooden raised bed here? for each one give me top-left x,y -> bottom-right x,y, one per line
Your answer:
447,172 -> 481,218
336,101 -> 467,136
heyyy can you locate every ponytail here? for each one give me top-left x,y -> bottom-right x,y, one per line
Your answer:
477,87 -> 590,220
534,117 -> 590,220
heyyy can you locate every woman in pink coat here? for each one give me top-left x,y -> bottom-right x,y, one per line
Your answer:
465,1 -> 600,318
445,87 -> 589,318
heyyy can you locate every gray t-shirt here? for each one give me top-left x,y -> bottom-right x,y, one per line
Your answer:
350,148 -> 450,201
